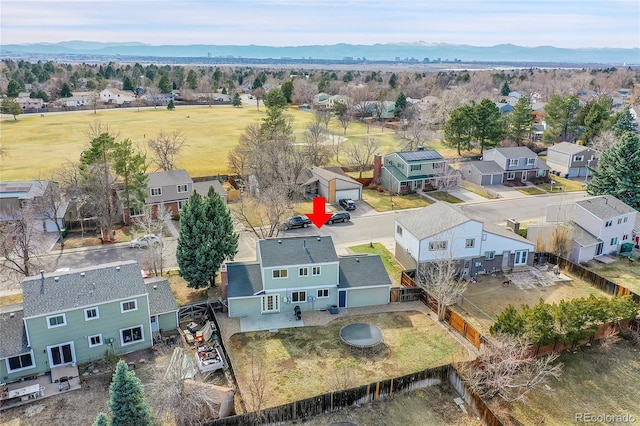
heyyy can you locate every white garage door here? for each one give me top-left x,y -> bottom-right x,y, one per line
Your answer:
336,188 -> 361,201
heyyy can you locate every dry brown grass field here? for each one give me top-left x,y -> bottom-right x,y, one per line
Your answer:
0,106 -> 418,181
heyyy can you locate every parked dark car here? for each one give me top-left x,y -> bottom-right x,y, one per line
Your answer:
326,211 -> 351,224
339,198 -> 356,211
281,215 -> 312,230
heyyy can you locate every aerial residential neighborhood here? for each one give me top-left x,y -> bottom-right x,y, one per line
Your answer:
1,6 -> 640,424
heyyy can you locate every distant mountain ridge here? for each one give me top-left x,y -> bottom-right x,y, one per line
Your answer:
1,41 -> 638,64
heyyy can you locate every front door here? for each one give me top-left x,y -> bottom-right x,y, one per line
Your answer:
514,250 -> 528,266
150,315 -> 159,332
261,295 -> 280,313
48,342 -> 75,367
338,290 -> 347,308
595,242 -> 604,256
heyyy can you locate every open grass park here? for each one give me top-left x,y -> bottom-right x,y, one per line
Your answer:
3,106 -> 411,181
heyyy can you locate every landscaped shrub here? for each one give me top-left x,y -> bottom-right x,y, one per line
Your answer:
490,295 -> 639,347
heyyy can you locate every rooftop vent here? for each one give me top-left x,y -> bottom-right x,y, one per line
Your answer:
116,266 -> 121,272
278,240 -> 282,244
317,237 -> 321,241
9,312 -> 15,318
80,272 -> 85,278
153,285 -> 157,290
54,277 -> 59,282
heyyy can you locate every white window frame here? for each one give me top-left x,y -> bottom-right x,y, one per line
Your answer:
509,159 -> 518,167
177,200 -> 186,211
129,207 -> 144,217
317,289 -> 329,298
150,187 -> 162,196
120,325 -> 144,346
298,267 -> 309,277
312,266 -> 321,276
46,313 -> 67,329
272,269 -> 288,279
527,158 -> 536,166
624,217 -> 628,223
121,299 -> 138,313
84,307 -> 99,321
484,251 -> 495,260
6,351 -> 36,373
506,171 -> 516,180
623,234 -> 629,241
396,225 -> 403,236
610,237 -> 618,246
410,164 -> 422,171
176,184 -> 188,193
88,334 -> 103,348
428,241 -> 447,251
432,162 -> 443,169
465,238 -> 475,248
618,218 -> 622,224
573,155 -> 584,162
605,220 -> 612,227
291,290 -> 307,303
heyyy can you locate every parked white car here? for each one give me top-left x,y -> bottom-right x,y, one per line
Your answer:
129,234 -> 161,248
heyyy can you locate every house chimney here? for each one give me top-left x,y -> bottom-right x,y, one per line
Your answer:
506,218 -> 520,234
417,145 -> 425,151
220,263 -> 228,313
373,153 -> 382,184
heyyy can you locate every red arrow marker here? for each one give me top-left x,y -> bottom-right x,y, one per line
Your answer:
306,197 -> 333,228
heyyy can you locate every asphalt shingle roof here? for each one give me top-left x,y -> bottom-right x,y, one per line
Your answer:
575,196 -> 637,219
396,202 -> 472,240
258,236 -> 339,268
338,255 -> 392,289
310,167 -> 361,186
571,223 -> 601,247
549,142 -> 596,155
145,278 -> 179,315
489,146 -> 538,158
226,262 -> 263,298
466,160 -> 504,174
192,179 -> 227,198
21,261 -> 147,318
147,169 -> 192,188
0,309 -> 28,358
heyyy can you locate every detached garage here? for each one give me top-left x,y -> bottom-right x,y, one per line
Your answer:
308,167 -> 363,203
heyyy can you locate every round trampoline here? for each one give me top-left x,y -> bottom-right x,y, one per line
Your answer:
339,323 -> 384,353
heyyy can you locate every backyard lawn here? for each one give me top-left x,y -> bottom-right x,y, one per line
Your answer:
226,311 -> 470,409
587,258 -> 640,295
506,340 -> 640,426
458,270 -> 612,337
349,242 -> 404,286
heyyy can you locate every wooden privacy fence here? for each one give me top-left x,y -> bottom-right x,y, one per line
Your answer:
545,253 -> 640,303
389,286 -> 424,302
209,364 -> 503,426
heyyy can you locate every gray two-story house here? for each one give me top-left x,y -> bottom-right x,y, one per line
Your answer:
380,149 -> 447,194
128,169 -> 194,222
223,236 -> 391,318
545,142 -> 600,178
0,180 -> 68,233
0,261 -> 178,383
460,147 -> 549,186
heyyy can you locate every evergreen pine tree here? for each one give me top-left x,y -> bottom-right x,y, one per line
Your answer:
394,92 -> 407,118
205,186 -> 238,283
612,108 -> 638,136
508,97 -> 533,146
490,304 -> 524,336
474,98 -> 504,154
108,360 -> 152,426
232,93 -> 242,107
167,100 -> 175,110
587,132 -> 640,210
500,81 -> 511,96
93,413 -> 111,426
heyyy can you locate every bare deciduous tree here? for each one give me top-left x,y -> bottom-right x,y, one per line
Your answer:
459,334 -> 563,403
397,120 -> 432,152
550,223 -> 572,258
431,165 -> 461,194
314,109 -> 332,129
599,326 -> 622,351
589,129 -> 617,153
246,353 -> 270,422
328,362 -> 355,391
132,204 -> 172,276
148,130 -> 188,171
292,78 -> 317,105
344,136 -> 381,178
82,161 -> 119,241
0,204 -> 45,280
33,180 -> 68,249
147,347 -> 223,426
231,185 -> 292,239
303,122 -> 331,167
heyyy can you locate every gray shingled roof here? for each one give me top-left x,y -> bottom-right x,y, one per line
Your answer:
227,262 -> 263,298
338,255 -> 392,289
571,223 -> 601,247
396,202 -> 472,240
466,160 -> 504,174
145,278 -> 178,315
549,142 -> 596,155
575,196 -> 636,219
147,169 -> 192,187
310,167 -> 361,186
0,309 -> 29,358
489,146 -> 538,158
0,180 -> 48,201
192,179 -> 227,198
22,261 -> 147,318
258,236 -> 339,268
483,222 -> 534,245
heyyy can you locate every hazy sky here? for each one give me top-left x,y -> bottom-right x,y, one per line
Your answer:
2,0 -> 639,48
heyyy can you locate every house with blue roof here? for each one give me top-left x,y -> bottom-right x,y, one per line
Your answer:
379,148 -> 448,194
222,236 -> 391,318
0,261 -> 178,383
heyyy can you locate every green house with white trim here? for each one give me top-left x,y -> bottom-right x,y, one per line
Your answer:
223,236 -> 391,318
0,261 -> 178,383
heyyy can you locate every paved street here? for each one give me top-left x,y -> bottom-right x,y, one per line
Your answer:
1,189 -> 589,292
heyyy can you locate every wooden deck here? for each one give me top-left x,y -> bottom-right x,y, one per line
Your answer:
0,365 -> 81,411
